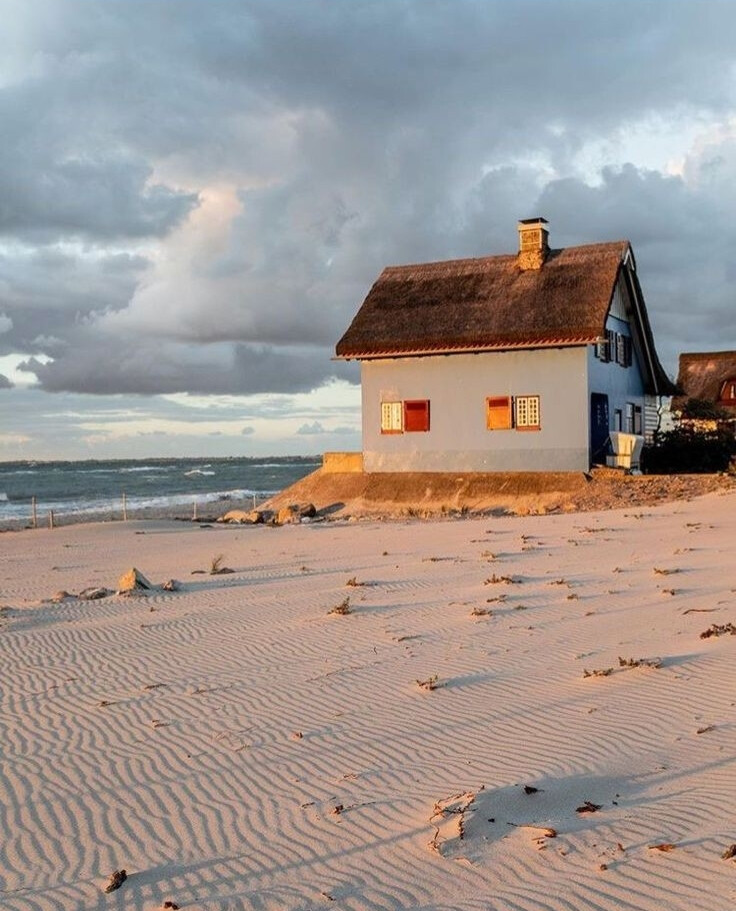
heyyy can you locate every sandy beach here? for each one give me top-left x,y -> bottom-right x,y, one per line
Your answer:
2,490 -> 736,910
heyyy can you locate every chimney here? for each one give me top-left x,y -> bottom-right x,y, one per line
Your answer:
517,217 -> 549,271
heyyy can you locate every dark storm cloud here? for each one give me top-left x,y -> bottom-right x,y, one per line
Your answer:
0,249 -> 148,356
18,340 -> 355,396
2,0 -> 736,402
0,374 -> 13,389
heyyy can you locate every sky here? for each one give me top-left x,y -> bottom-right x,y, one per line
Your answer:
1,0 -> 735,460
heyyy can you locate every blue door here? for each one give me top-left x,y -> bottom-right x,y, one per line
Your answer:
590,393 -> 610,465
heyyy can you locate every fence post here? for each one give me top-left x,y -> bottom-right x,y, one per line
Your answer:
31,496 -> 37,529
193,500 -> 198,521
48,510 -> 55,529
122,492 -> 128,521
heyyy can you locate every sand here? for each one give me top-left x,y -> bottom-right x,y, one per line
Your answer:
1,489 -> 735,910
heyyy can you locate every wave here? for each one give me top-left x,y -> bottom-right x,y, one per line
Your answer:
255,461 -> 321,469
0,487 -> 277,522
0,491 -> 8,502
84,465 -> 174,474
184,469 -> 216,477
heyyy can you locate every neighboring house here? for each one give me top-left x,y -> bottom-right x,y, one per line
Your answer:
673,351 -> 736,428
335,218 -> 677,472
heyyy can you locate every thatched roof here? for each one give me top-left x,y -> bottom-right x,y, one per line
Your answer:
336,240 -> 677,395
673,351 -> 736,411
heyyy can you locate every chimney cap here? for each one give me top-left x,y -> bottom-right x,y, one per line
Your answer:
518,216 -> 549,226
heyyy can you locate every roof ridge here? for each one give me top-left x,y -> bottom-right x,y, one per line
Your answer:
380,240 -> 629,274
679,350 -> 736,360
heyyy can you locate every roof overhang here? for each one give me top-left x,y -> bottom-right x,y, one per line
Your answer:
335,336 -> 596,361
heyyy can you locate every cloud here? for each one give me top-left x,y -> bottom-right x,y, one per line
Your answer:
537,154 -> 736,365
296,420 -> 357,436
0,314 -> 12,334
297,420 -> 325,435
0,373 -> 13,389
241,425 -> 255,435
18,340 -> 353,395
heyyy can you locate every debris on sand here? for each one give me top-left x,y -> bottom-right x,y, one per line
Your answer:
78,587 -> 112,601
328,596 -> 352,616
576,800 -> 602,814
104,869 -> 127,893
700,622 -> 736,639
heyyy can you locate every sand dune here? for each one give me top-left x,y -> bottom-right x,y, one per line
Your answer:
1,489 -> 735,910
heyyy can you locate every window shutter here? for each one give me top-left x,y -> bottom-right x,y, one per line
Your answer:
404,400 -> 430,432
606,329 -> 615,362
486,396 -> 512,430
616,333 -> 625,366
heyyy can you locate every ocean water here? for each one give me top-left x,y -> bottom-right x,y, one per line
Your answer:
0,456 -> 321,527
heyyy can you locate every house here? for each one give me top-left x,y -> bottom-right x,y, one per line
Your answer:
336,218 -> 677,472
673,351 -> 736,428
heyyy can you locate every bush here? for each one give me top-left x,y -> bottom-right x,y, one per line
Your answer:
679,397 -> 729,422
642,426 -> 736,474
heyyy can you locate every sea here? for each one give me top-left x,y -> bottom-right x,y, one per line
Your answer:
0,456 -> 321,528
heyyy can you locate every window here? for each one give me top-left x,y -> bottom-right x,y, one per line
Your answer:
615,334 -> 632,367
599,329 -> 632,367
607,329 -> 616,361
515,395 -> 540,430
623,336 -> 633,367
719,378 -> 736,403
380,401 -> 403,434
613,409 -> 622,431
403,399 -> 430,432
634,405 -> 643,435
486,396 -> 512,430
625,402 -> 635,433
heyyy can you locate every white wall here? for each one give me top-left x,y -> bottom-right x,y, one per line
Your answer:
361,347 -> 589,471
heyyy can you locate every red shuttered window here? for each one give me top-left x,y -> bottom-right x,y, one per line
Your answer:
486,396 -> 512,430
403,399 -> 430,432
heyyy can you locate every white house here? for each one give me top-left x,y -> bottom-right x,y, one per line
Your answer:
335,218 -> 677,472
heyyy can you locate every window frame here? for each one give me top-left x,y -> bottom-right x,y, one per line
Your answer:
634,405 -> 643,435
380,401 -> 403,435
719,378 -> 736,403
514,394 -> 541,431
403,399 -> 430,433
625,402 -> 635,433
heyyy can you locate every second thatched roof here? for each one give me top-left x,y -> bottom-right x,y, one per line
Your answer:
673,351 -> 736,411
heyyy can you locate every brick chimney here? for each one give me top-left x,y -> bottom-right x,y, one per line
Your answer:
517,217 -> 549,271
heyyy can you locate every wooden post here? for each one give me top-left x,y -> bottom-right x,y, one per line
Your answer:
252,493 -> 257,510
122,492 -> 128,521
193,500 -> 198,521
48,510 -> 55,529
31,496 -> 37,529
